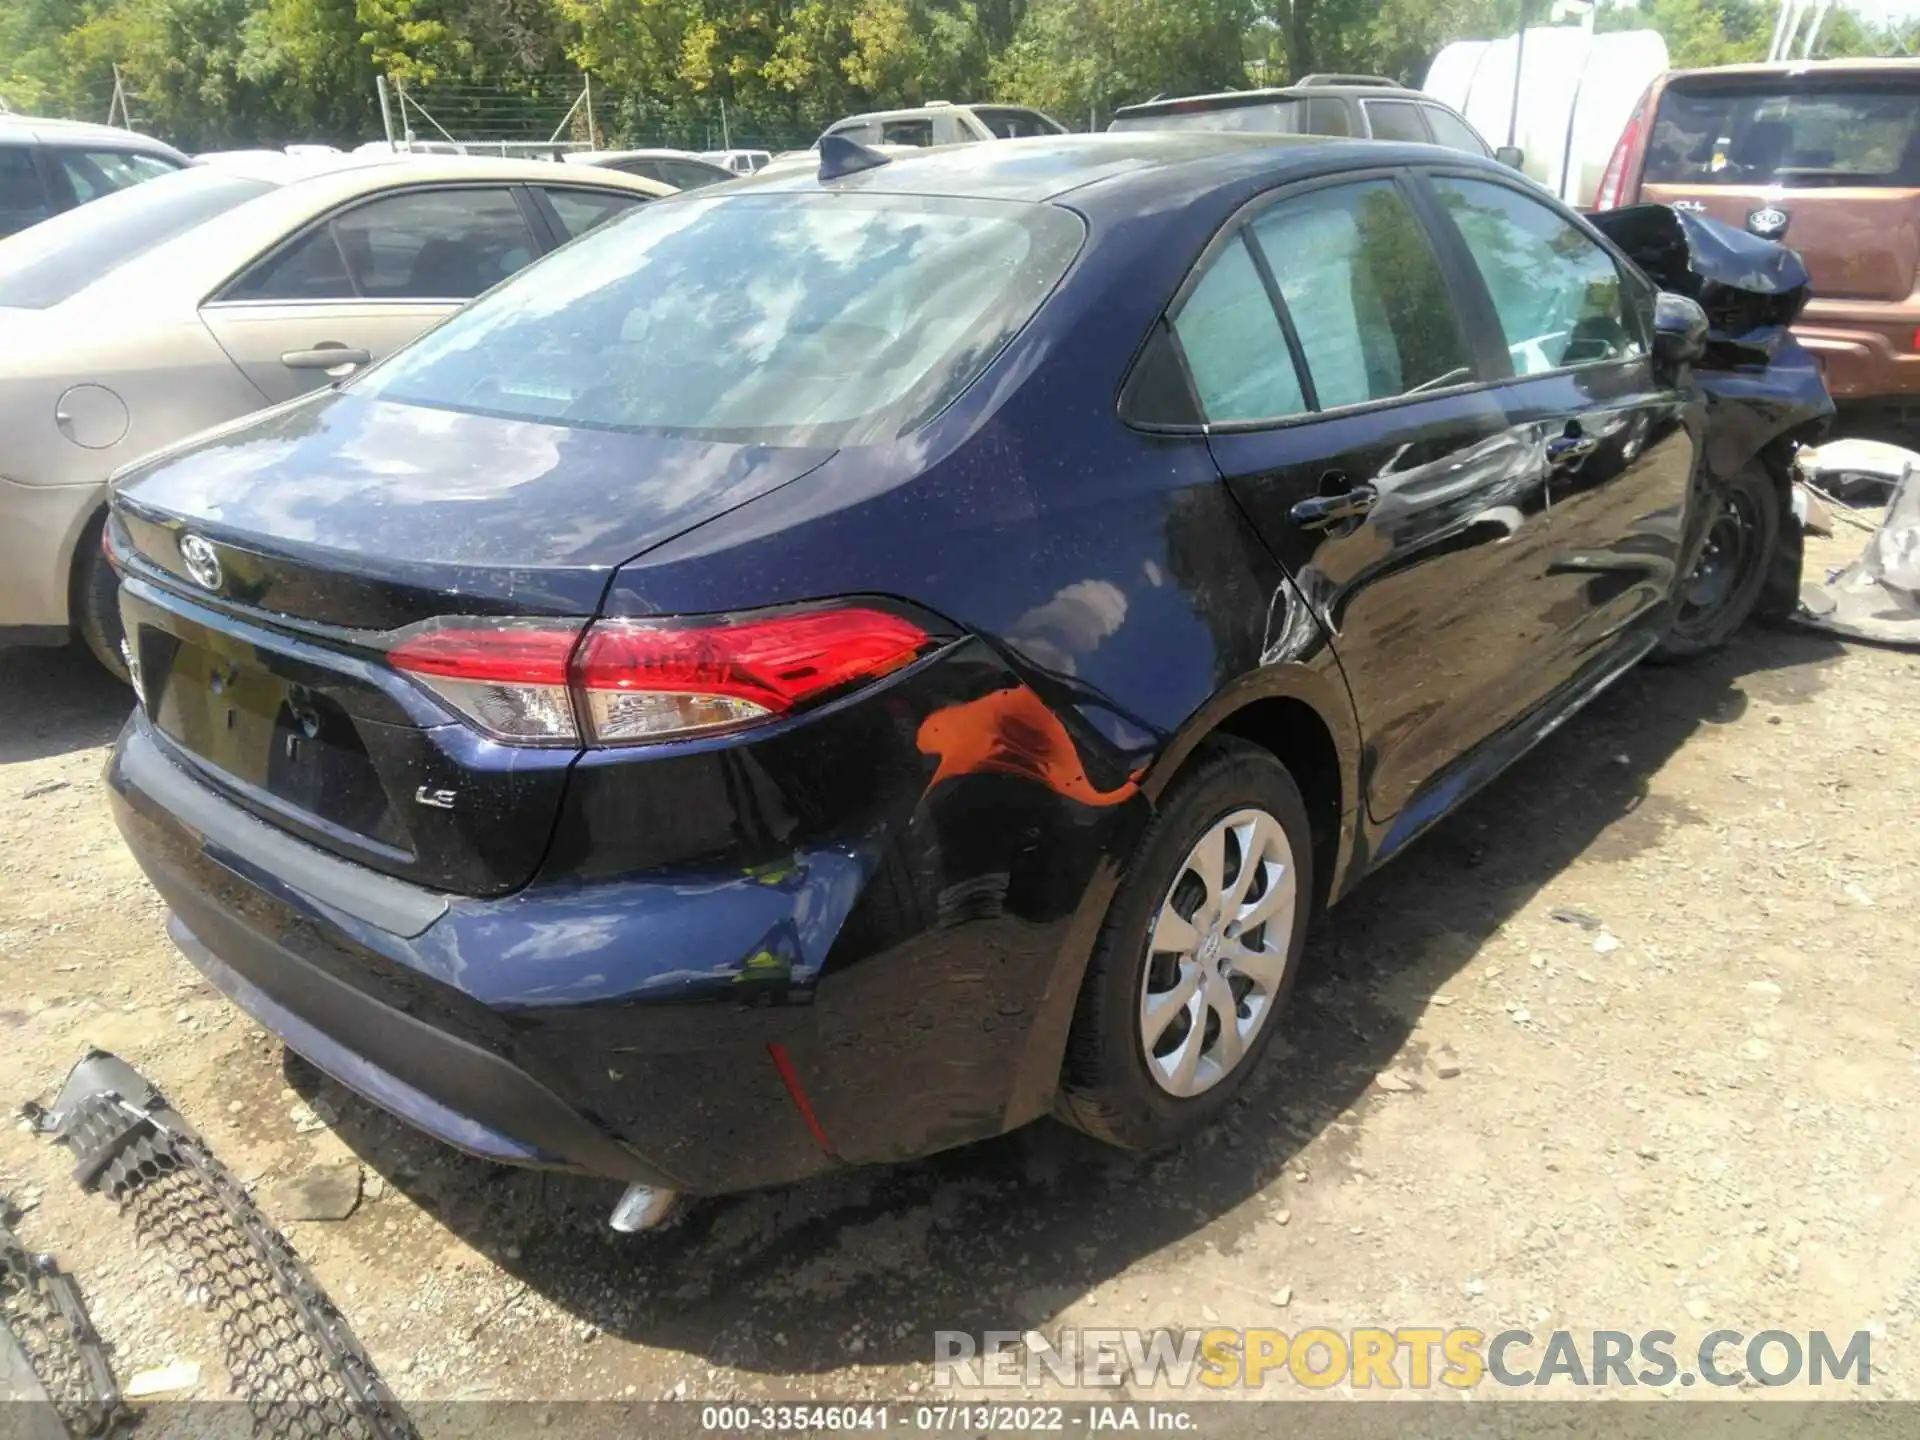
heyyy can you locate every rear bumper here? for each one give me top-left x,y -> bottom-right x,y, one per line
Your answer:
107,637 -> 1147,1193
1795,305 -> 1920,401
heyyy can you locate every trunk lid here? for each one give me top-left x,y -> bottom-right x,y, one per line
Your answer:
1638,70 -> 1920,304
113,391 -> 833,898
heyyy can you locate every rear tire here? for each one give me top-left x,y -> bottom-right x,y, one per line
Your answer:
71,512 -> 129,683
1057,738 -> 1314,1151
1655,463 -> 1780,661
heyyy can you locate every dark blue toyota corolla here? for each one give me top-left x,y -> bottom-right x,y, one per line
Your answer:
104,134 -> 1828,1227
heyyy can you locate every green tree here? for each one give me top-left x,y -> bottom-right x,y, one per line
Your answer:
991,0 -> 1252,124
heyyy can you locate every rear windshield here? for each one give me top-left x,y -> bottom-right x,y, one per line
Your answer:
1109,100 -> 1304,135
1647,81 -> 1920,188
360,191 -> 1085,446
0,167 -> 273,309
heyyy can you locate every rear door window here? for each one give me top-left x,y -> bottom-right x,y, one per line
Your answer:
1429,176 -> 1641,375
225,226 -> 354,301
1364,101 -> 1431,143
0,145 -> 52,237
1422,107 -> 1489,155
1246,179 -> 1475,408
1169,235 -> 1307,424
333,188 -> 539,299
1647,82 -> 1920,187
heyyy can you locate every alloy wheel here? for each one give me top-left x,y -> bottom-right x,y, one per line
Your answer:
1138,807 -> 1297,1098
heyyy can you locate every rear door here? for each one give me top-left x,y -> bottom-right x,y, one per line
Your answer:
1418,169 -> 1697,690
198,185 -> 545,402
1362,99 -> 1433,144
1637,72 -> 1920,303
1187,173 -> 1561,824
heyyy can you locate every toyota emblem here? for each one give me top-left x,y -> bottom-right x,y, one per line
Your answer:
179,533 -> 223,591
1747,205 -> 1790,240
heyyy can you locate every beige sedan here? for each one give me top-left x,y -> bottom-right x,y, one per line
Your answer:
0,154 -> 671,674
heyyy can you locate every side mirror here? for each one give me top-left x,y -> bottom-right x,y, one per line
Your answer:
1652,291 -> 1709,366
1495,145 -> 1524,170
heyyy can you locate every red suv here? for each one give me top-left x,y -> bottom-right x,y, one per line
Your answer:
1597,58 -> 1920,413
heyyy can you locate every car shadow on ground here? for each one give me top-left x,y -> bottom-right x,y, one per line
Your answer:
293,624 -> 1845,1378
0,644 -> 131,766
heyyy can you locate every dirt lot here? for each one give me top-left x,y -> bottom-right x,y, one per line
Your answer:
1,522 -> 1917,1415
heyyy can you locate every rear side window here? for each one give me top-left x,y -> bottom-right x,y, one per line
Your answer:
825,122 -> 878,144
1364,101 -> 1430,143
1306,98 -> 1352,137
1647,82 -> 1920,187
545,187 -> 643,238
360,192 -> 1085,447
0,145 -> 51,238
656,160 -> 727,190
1423,107 -> 1488,155
225,226 -> 353,301
879,118 -> 936,147
973,108 -> 1063,139
1430,177 -> 1640,375
1169,235 -> 1306,424
1247,180 -> 1473,408
0,168 -> 272,309
54,148 -> 178,203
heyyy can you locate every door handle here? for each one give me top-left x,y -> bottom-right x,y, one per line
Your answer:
1290,482 -> 1378,532
1546,427 -> 1600,469
281,345 -> 372,372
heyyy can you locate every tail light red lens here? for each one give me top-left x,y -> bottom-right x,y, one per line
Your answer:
1595,84 -> 1655,212
387,605 -> 935,747
389,619 -> 585,744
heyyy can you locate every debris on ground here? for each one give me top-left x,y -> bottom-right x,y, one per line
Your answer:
1797,444 -> 1920,648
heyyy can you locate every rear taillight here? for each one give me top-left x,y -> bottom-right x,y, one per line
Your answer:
387,605 -> 934,747
389,619 -> 584,744
1595,83 -> 1657,212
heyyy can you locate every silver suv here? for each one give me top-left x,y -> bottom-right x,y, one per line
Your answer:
818,102 -> 1067,149
1109,75 -> 1518,167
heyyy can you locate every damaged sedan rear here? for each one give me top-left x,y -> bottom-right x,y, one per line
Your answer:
101,134 -> 1830,1225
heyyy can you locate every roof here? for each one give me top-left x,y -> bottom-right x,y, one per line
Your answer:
1670,56 -> 1920,81
565,148 -> 712,164
1114,82 -> 1426,120
0,114 -> 187,159
735,130 -> 1386,204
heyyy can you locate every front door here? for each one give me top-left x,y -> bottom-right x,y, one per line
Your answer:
1419,171 -> 1698,695
1178,174 -> 1560,824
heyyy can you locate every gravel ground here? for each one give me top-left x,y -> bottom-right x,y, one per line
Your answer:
1,521 -> 1916,1419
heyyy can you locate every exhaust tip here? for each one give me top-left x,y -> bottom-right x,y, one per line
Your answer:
609,1183 -> 680,1233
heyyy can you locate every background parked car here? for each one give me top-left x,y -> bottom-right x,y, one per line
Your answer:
565,148 -> 736,189
0,154 -> 670,675
701,148 -> 774,175
1595,57 -> 1920,417
1108,75 -> 1520,168
818,101 -> 1065,148
0,114 -> 188,239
